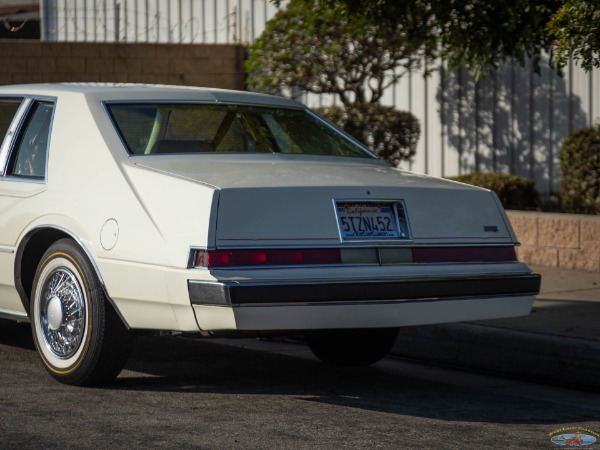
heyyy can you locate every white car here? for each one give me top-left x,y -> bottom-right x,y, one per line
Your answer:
0,83 -> 540,385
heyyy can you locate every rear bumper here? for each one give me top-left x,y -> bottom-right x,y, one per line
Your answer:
191,295 -> 536,331
188,273 -> 541,307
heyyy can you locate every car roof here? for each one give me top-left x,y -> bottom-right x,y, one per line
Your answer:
0,83 -> 304,108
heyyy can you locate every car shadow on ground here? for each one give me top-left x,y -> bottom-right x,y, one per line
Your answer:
1,319 -> 597,425
0,318 -> 35,350
114,333 -> 599,425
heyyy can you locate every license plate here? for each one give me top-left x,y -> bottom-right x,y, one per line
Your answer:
335,201 -> 411,240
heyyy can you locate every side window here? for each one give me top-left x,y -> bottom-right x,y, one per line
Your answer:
0,100 -> 22,145
0,99 -> 24,174
8,101 -> 54,179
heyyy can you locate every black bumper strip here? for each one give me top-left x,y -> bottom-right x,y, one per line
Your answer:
188,273 -> 541,307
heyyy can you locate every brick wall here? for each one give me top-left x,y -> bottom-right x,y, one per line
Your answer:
0,40 -> 245,89
508,211 -> 600,272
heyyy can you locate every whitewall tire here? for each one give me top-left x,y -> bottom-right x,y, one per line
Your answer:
30,239 -> 132,385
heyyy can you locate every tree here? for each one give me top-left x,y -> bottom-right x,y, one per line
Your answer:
246,0 -> 426,165
247,0 -> 434,105
319,104 -> 420,166
304,0 -> 562,80
548,0 -> 600,71
272,0 -> 600,75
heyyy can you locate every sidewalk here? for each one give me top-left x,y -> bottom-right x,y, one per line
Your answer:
390,265 -> 600,391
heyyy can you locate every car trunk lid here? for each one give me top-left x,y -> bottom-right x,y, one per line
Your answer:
133,155 -> 516,247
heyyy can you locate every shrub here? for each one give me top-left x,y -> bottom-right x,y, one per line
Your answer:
448,173 -> 539,210
315,104 -> 420,166
560,125 -> 600,214
245,0 -> 429,166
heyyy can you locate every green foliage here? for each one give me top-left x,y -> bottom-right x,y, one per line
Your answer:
247,0 -> 428,165
247,0 -> 434,104
434,0 -> 560,80
547,0 -> 600,71
315,104 -> 420,166
560,125 -> 600,214
283,0 -> 600,76
448,173 -> 540,211
315,0 -> 562,80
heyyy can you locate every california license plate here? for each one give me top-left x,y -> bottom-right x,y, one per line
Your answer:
335,201 -> 411,240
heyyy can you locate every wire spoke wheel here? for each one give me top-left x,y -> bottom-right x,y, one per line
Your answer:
40,267 -> 86,359
31,239 -> 132,386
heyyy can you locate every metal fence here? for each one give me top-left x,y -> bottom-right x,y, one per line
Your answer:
41,0 -> 600,196
41,0 -> 277,43
376,59 -> 599,196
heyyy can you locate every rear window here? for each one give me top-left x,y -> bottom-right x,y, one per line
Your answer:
106,103 -> 372,159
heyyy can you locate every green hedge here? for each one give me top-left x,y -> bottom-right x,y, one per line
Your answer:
314,104 -> 420,167
560,125 -> 600,214
447,173 -> 539,210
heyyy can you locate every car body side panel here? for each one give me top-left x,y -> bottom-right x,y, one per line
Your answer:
0,250 -> 24,315
46,95 -> 219,330
0,91 -> 216,330
0,183 -> 49,314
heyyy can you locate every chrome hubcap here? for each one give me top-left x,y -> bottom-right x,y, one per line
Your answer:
46,296 -> 64,331
40,268 -> 85,359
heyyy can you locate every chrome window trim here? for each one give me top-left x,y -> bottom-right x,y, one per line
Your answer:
0,96 -> 57,183
103,99 -> 306,109
305,108 -> 378,159
0,97 -> 32,176
1,175 -> 48,185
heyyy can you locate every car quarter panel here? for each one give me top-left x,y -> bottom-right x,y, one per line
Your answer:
0,90 -> 219,330
93,166 -> 220,330
56,93 -> 221,330
0,183 -> 49,315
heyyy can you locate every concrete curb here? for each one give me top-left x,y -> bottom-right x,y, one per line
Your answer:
391,323 -> 600,392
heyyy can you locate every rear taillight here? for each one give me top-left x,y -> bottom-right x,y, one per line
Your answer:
194,248 -> 342,268
412,246 -> 517,263
192,246 -> 517,268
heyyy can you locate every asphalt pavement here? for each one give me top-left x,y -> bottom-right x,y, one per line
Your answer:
391,265 -> 600,392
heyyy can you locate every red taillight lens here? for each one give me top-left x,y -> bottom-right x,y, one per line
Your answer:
412,246 -> 517,263
195,248 -> 342,268
193,246 -> 516,268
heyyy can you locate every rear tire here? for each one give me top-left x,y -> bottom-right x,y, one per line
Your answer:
304,328 -> 399,367
30,239 -> 132,386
